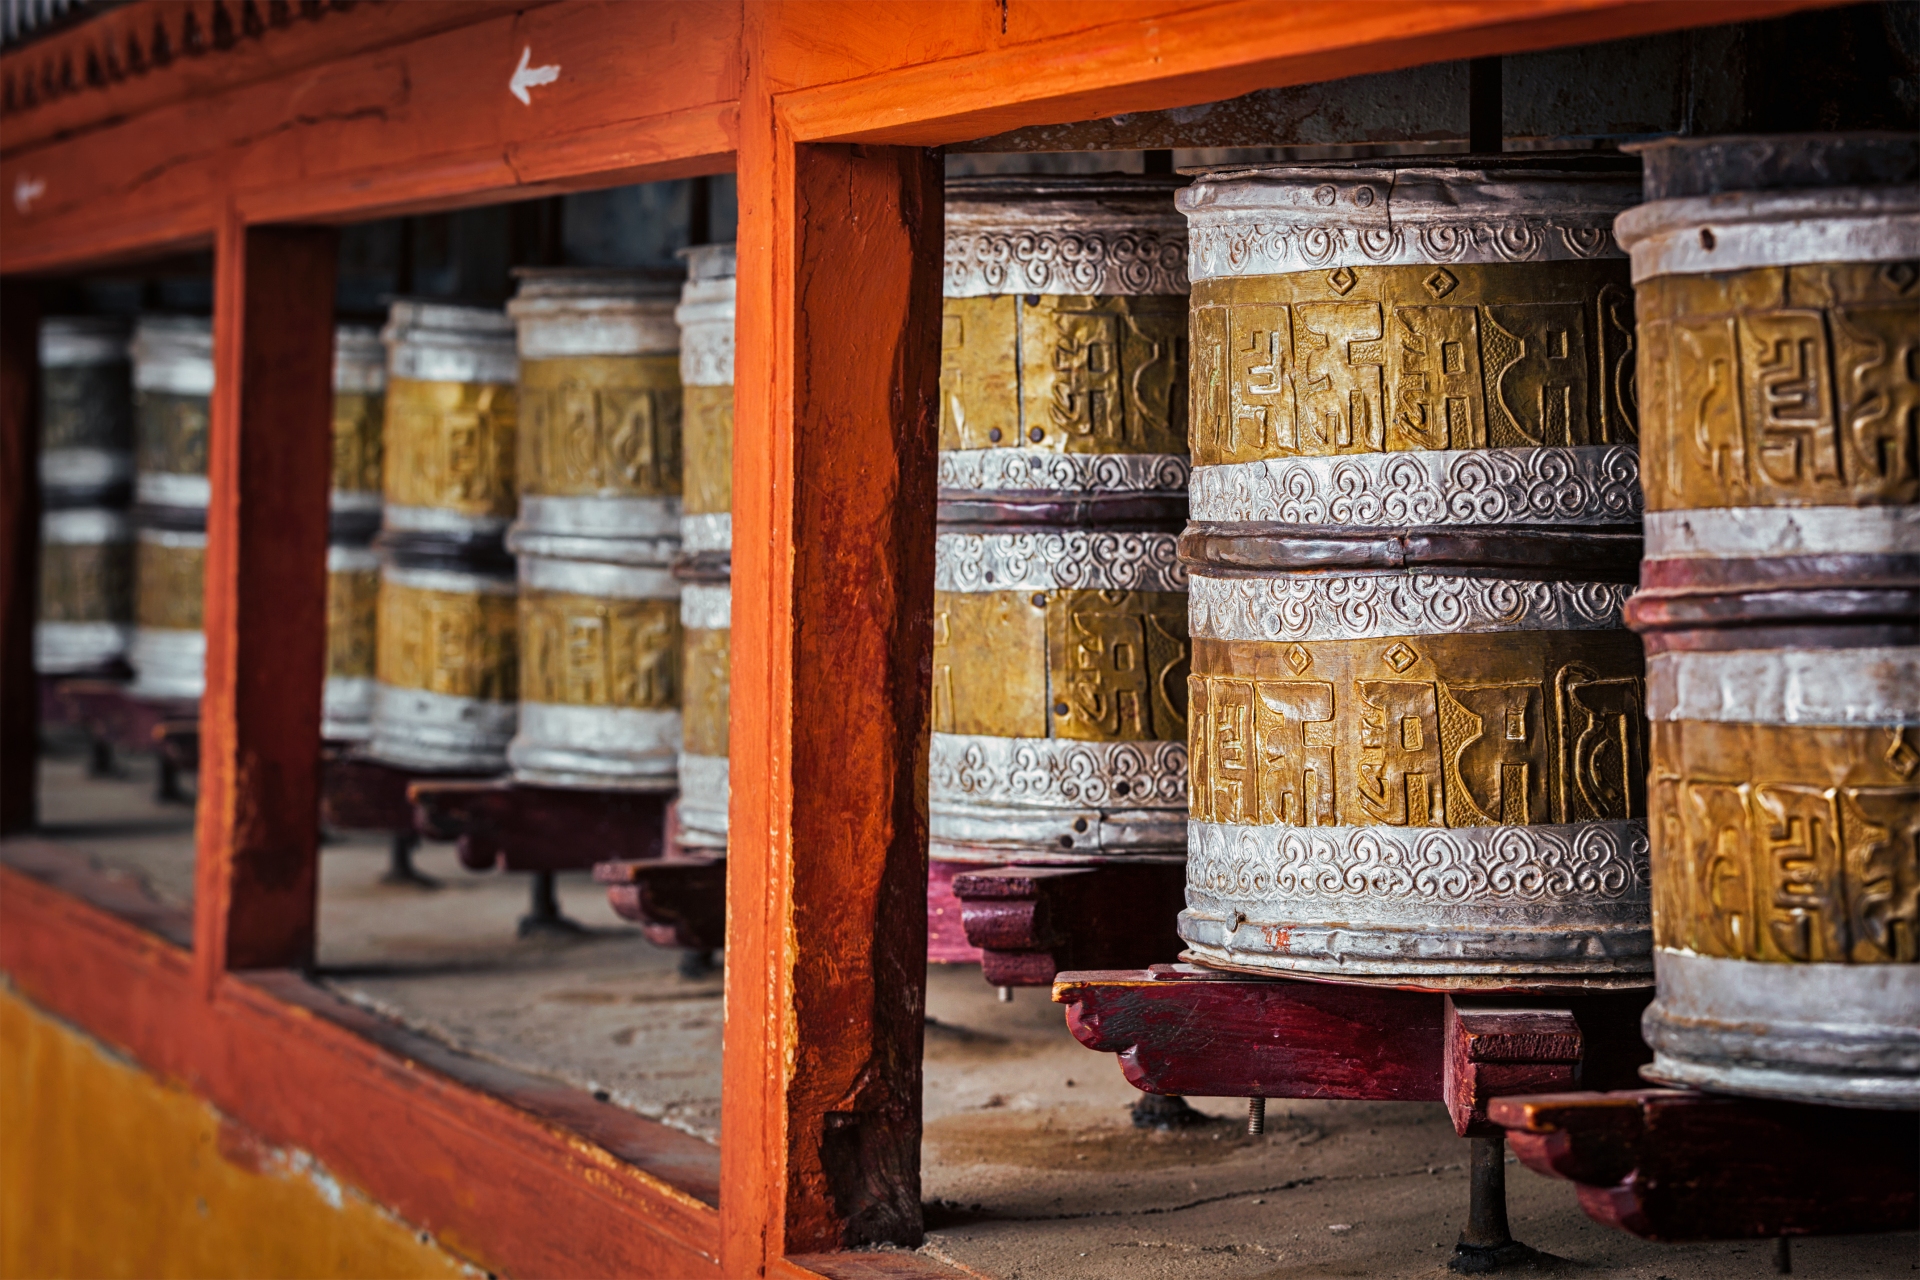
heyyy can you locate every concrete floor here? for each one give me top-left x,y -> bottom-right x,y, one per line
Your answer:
29,747 -> 1919,1278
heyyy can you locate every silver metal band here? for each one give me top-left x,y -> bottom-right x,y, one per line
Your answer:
944,225 -> 1188,298
508,702 -> 681,789
514,494 -> 682,538
1181,166 -> 1635,281
369,683 -> 516,772
1644,505 -> 1920,559
938,448 -> 1190,495
131,317 -> 214,395
509,296 -> 678,361
332,326 -> 386,394
680,511 -> 732,553
1188,572 -> 1629,642
128,627 -> 205,700
44,507 -> 131,544
382,302 -> 517,384
929,732 -> 1187,811
676,752 -> 731,844
321,675 -> 375,742
41,447 -> 133,491
137,526 -> 206,551
327,544 -> 379,574
517,555 -> 677,601
676,276 -> 736,387
1191,445 -> 1641,527
935,531 -> 1186,593
680,582 -> 731,631
1616,186 -> 1920,282
1647,647 -> 1920,726
35,621 -> 131,673
382,504 -> 510,538
1180,818 -> 1652,978
930,803 -> 1188,861
136,472 -> 210,510
382,564 -> 514,597
1645,949 -> 1920,1109
41,317 -> 129,367
329,489 -> 382,517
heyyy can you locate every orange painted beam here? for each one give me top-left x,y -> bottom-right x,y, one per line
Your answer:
0,852 -> 722,1278
192,218 -> 336,978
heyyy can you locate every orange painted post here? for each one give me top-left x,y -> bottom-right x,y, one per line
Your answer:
192,218 -> 338,979
724,58 -> 944,1263
0,280 -> 40,836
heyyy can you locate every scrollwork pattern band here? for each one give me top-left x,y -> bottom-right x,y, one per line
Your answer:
1186,818 -> 1649,907
929,733 -> 1188,810
939,448 -> 1190,495
1189,573 -> 1630,643
936,531 -> 1186,593
1189,446 -> 1641,526
944,231 -> 1188,298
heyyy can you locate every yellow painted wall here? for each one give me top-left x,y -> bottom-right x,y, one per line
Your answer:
0,986 -> 471,1280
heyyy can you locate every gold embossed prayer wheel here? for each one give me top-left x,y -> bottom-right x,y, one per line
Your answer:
36,317 -> 134,674
1174,158 -> 1652,985
323,326 -> 386,742
128,315 -> 213,701
1618,133 -> 1919,1106
368,302 -> 519,771
675,243 -> 735,845
505,268 -> 684,788
932,176 -> 1192,879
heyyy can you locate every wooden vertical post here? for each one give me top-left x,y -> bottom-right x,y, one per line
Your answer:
193,217 -> 338,980
723,66 -> 944,1269
0,281 -> 41,836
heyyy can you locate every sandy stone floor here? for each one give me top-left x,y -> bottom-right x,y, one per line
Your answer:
30,748 -> 1917,1278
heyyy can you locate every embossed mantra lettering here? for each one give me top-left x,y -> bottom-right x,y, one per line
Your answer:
1189,263 -> 1636,465
40,543 -> 131,622
519,590 -> 679,709
383,378 -> 518,517
1638,261 -> 1920,511
941,294 -> 1187,455
331,391 -> 385,495
1652,720 -> 1920,964
1189,632 -> 1646,830
327,567 -> 378,679
134,540 -> 204,631
377,580 -> 517,701
518,356 -> 682,499
135,391 -> 209,477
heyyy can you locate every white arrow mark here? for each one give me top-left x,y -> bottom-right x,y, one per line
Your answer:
509,45 -> 560,105
13,174 -> 46,214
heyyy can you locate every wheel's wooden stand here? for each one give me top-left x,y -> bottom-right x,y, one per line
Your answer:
1492,1088 -> 1920,1252
951,863 -> 1186,988
1055,965 -> 1653,1273
52,678 -> 197,803
318,750 -> 489,889
408,778 -> 671,937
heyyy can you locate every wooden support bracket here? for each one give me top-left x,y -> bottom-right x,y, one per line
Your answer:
1055,965 -> 1648,1133
318,749 -> 480,834
1491,1088 -> 1920,1241
54,679 -> 197,757
408,779 -> 670,873
951,862 -> 1187,986
594,855 -> 727,950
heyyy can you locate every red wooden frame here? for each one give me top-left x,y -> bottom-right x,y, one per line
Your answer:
0,2 -> 1840,1275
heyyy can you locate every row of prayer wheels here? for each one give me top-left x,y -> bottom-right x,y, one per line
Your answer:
939,134 -> 1915,1110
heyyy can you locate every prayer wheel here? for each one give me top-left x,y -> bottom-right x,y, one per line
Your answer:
1173,158 -> 1651,984
674,243 -> 736,846
36,317 -> 134,674
367,303 -> 519,772
931,175 -> 1193,869
505,269 -> 684,789
1620,133 -> 1919,1106
129,315 -> 213,701
322,326 -> 385,742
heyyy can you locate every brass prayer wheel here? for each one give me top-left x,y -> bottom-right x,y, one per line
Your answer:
128,315 -> 213,701
505,269 -> 684,789
1174,158 -> 1652,985
322,326 -> 385,742
675,243 -> 735,846
368,302 -> 519,771
36,317 -> 134,674
932,175 -> 1192,867
1619,133 -> 1919,1107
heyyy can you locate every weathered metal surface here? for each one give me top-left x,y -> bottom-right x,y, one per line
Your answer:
127,524 -> 205,700
38,316 -> 132,503
504,269 -> 686,790
1624,133 -> 1920,1108
678,581 -> 730,846
35,506 -> 131,673
1179,159 -> 1648,985
130,315 -> 212,511
378,302 -> 517,540
330,324 -> 385,525
323,325 -> 385,741
369,563 -> 516,772
944,175 -> 1188,299
322,544 -> 378,743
